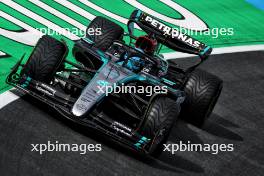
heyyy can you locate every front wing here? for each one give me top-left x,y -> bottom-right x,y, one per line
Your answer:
6,58 -> 152,155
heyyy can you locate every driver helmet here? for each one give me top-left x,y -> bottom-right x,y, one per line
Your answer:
135,35 -> 157,54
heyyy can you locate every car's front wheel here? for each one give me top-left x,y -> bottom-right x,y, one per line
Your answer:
20,35 -> 67,83
139,96 -> 180,156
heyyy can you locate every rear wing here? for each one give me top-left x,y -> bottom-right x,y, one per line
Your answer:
128,10 -> 212,59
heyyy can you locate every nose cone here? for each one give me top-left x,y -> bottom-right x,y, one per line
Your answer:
71,86 -> 100,117
72,103 -> 89,117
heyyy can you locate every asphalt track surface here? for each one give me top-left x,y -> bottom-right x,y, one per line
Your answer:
0,51 -> 264,176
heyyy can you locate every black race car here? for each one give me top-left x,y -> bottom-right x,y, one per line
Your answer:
7,10 -> 222,156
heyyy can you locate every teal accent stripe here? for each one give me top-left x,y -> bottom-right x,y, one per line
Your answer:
200,46 -> 211,55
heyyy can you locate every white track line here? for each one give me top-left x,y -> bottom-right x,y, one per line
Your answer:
2,0 -> 79,40
54,0 -> 95,20
0,90 -> 20,109
29,0 -> 86,31
79,0 -> 142,30
0,51 -> 6,56
0,11 -> 43,46
79,0 -> 128,24
163,44 -> 264,59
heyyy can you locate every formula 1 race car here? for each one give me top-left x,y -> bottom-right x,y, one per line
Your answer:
7,10 -> 223,156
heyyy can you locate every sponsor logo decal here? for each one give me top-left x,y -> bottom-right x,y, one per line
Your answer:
76,104 -> 88,111
143,15 -> 203,48
35,83 -> 56,96
111,121 -> 132,137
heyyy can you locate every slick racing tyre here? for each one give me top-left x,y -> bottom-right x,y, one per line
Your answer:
20,35 -> 67,83
180,69 -> 223,127
86,16 -> 124,51
140,96 -> 180,156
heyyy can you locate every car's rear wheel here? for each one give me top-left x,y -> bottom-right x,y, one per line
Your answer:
20,35 -> 67,83
139,96 -> 180,156
86,16 -> 124,51
180,69 -> 223,127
